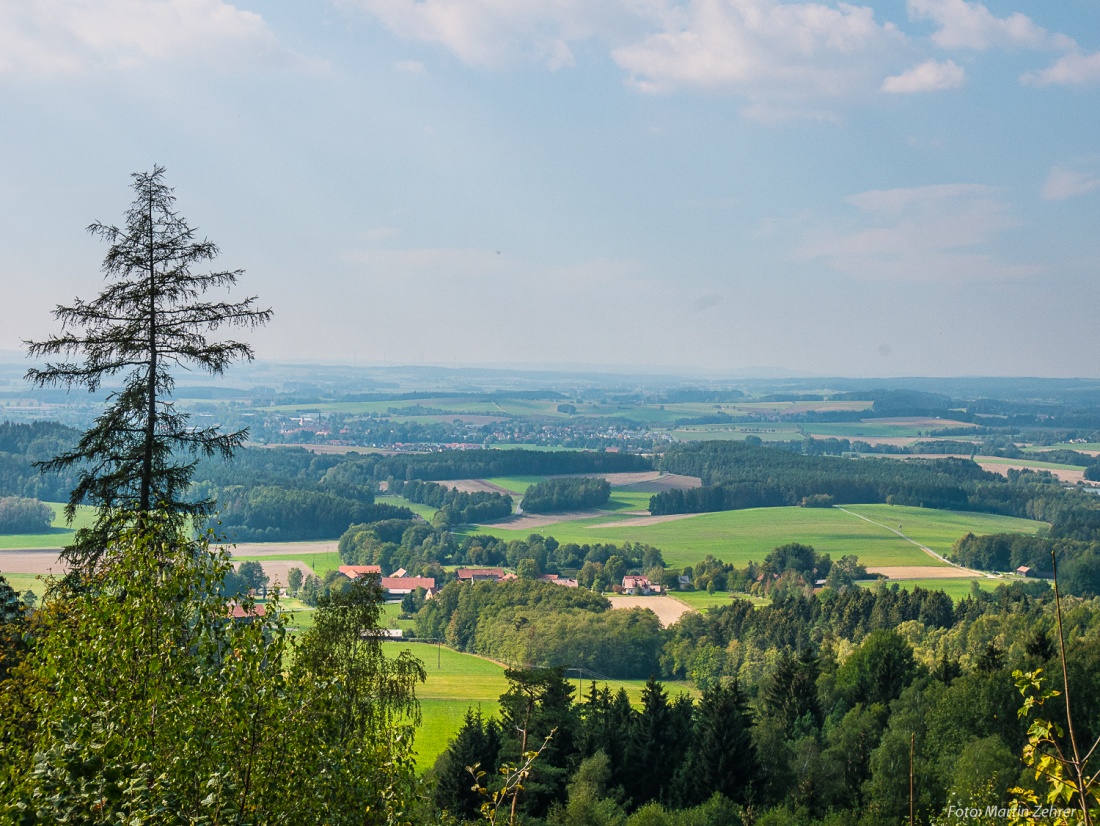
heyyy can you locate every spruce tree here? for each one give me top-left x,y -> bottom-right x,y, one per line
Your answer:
25,166 -> 271,567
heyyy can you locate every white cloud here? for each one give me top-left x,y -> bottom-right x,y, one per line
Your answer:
907,0 -> 1073,52
1023,50 -> 1100,87
340,0 -> 641,69
882,58 -> 963,92
0,0 -> 302,77
612,0 -> 904,98
799,184 -> 1041,281
1042,167 -> 1100,201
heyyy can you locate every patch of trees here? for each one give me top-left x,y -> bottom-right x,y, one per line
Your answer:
377,447 -> 650,482
0,497 -> 54,533
429,576 -> 1100,824
213,485 -> 412,542
387,478 -> 512,524
416,578 -> 664,678
0,422 -> 80,502
651,441 -> 1100,531
433,669 -> 753,821
950,533 -> 1100,596
521,476 -> 611,513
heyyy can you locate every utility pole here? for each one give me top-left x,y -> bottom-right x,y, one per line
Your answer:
909,731 -> 915,826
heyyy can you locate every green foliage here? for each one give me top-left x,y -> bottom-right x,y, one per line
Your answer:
0,518 -> 428,825
0,497 -> 54,533
25,167 -> 271,568
521,477 -> 612,514
389,479 -> 512,524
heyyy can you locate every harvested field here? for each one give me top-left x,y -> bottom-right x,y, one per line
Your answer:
436,479 -> 515,496
867,417 -> 979,428
977,462 -> 1091,485
616,473 -> 702,493
607,595 -> 693,627
0,550 -> 69,576
220,541 -> 339,557
813,435 -> 919,447
867,565 -> 987,579
234,559 -> 316,587
588,513 -> 705,529
482,510 -> 606,530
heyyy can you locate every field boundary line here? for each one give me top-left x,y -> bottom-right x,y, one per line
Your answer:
835,506 -> 994,577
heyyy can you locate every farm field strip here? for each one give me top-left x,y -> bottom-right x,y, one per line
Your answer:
0,503 -> 96,550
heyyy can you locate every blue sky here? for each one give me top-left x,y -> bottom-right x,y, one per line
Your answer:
2,0 -> 1098,377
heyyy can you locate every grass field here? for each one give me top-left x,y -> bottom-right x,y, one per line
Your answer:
1,572 -> 46,600
389,642 -> 696,769
462,504 -> 1045,570
671,590 -> 769,609
975,456 -> 1088,471
857,577 -> 1004,600
376,494 -> 438,520
0,503 -> 96,550
1025,443 -> 1100,454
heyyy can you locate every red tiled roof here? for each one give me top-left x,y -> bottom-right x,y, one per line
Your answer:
339,565 -> 382,578
457,568 -> 505,580
228,603 -> 267,619
381,576 -> 436,591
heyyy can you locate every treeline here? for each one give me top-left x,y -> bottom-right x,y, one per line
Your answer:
388,479 -> 512,524
416,579 -> 664,678
338,519 -> 665,586
651,442 -> 985,514
951,533 -> 1100,595
211,486 -> 412,542
428,579 -> 1100,825
0,421 -> 80,502
376,448 -> 650,481
433,670 -> 752,823
520,476 -> 610,513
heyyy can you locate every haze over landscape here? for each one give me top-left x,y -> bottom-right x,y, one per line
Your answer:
2,0 -> 1099,377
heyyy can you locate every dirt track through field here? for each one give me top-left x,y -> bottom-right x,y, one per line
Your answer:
588,513 -> 706,529
836,507 -> 993,577
607,595 -> 692,627
481,510 -> 607,530
219,541 -> 339,557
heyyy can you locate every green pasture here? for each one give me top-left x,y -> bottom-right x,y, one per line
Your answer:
857,577 -> 1004,601
462,504 -> 1045,571
1026,443 -> 1100,454
1,572 -> 46,601
838,504 -> 1044,558
389,642 -> 696,769
0,503 -> 96,550
975,456 -> 1087,471
671,590 -> 769,609
377,494 -> 438,520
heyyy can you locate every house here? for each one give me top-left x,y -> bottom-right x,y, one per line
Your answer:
227,602 -> 266,621
539,573 -> 578,587
1016,566 -> 1033,577
622,575 -> 661,595
380,576 -> 436,597
457,568 -> 505,582
338,565 -> 382,579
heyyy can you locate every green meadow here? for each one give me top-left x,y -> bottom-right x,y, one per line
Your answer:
856,576 -> 1005,601
0,503 -> 96,550
388,642 -> 696,769
975,456 -> 1088,471
464,504 -> 1045,570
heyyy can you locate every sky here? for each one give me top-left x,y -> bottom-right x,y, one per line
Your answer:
1,0 -> 1099,378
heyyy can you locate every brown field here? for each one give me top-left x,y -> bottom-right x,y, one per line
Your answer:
588,513 -> 706,529
483,510 -> 607,530
234,559 -> 316,587
866,417 -> 979,428
815,435 -> 919,447
616,472 -> 702,493
867,565 -> 987,579
976,462 -> 1091,485
440,479 -> 516,495
607,595 -> 692,627
0,550 -> 69,576
222,541 -> 339,557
